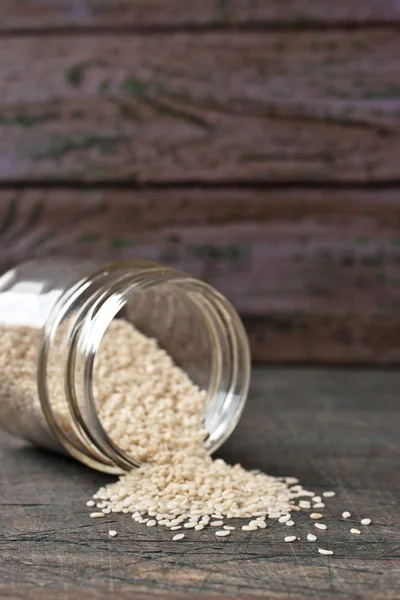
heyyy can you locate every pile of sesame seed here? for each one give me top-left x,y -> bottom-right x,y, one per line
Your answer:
85,320 -> 372,554
0,320 -> 372,556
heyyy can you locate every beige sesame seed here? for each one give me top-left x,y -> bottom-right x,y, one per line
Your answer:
307,533 -> 317,542
184,522 -> 197,529
284,536 -> 297,542
285,520 -> 295,527
195,524 -> 204,531
215,530 -> 230,537
361,518 -> 371,525
279,514 -> 291,524
318,548 -> 333,555
170,525 -> 182,531
90,512 -> 105,518
172,534 -> 185,541
210,521 -> 224,527
342,511 -> 351,519
147,520 -> 157,527
313,503 -> 325,509
322,491 -> 336,498
315,523 -> 327,530
350,528 -> 361,535
108,530 -> 117,537
224,526 -> 235,530
242,525 -> 257,531
310,513 -> 323,520
86,500 -> 95,507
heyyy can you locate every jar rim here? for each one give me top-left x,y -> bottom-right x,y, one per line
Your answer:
38,260 -> 251,474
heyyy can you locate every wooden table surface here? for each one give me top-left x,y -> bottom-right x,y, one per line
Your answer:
0,367 -> 399,600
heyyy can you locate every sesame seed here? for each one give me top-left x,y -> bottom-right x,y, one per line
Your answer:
285,520 -> 295,527
195,524 -> 204,531
318,548 -> 333,555
256,521 -> 267,529
361,518 -> 371,525
210,521 -> 224,527
350,528 -> 361,535
90,512 -> 105,518
312,496 -> 322,503
285,477 -> 299,485
184,522 -> 197,529
173,534 -> 185,541
299,501 -> 311,509
310,513 -> 323,520
147,520 -> 157,527
215,530 -> 230,537
279,514 -> 291,523
307,534 -> 317,542
86,500 -> 95,507
313,503 -> 325,509
284,536 -> 297,542
315,523 -> 327,530
242,525 -> 257,531
342,511 -> 351,519
108,530 -> 117,537
322,491 -> 336,498
170,526 -> 182,531
224,526 -> 235,530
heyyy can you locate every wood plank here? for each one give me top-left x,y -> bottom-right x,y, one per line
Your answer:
0,367 -> 399,598
1,30 -> 400,183
0,0 -> 399,30
1,187 -> 399,363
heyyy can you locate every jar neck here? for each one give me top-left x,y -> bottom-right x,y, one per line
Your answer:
38,261 -> 250,474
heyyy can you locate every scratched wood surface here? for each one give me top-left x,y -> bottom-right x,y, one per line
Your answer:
1,29 -> 400,182
1,0 -> 399,29
0,367 -> 399,599
0,188 -> 399,363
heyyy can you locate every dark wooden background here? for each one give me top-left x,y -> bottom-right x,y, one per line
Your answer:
1,0 -> 400,363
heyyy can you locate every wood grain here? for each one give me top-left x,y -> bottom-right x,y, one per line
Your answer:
0,187 -> 399,363
0,0 -> 399,30
1,30 -> 399,183
0,367 -> 399,598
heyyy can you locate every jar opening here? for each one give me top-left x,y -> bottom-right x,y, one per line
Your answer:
40,263 -> 250,473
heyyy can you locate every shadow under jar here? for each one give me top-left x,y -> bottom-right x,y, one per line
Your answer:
0,259 -> 251,474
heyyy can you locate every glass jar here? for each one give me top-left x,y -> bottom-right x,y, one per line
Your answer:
0,259 -> 250,474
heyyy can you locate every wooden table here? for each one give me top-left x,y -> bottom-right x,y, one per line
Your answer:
0,367 -> 399,599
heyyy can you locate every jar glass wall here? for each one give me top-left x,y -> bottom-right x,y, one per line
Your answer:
0,259 -> 251,473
